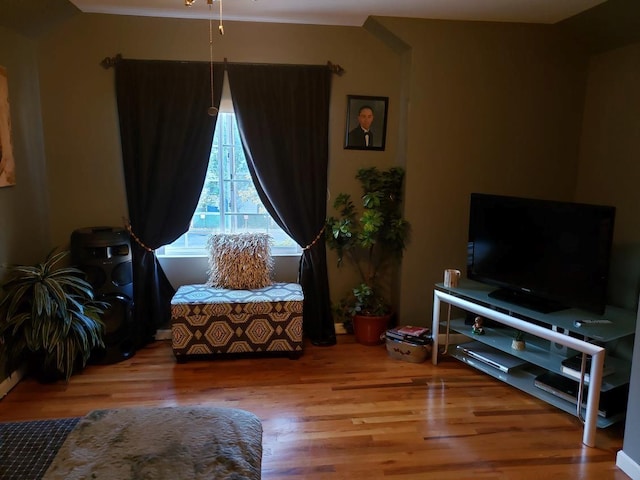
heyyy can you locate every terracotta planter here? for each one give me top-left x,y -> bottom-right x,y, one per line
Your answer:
353,313 -> 392,346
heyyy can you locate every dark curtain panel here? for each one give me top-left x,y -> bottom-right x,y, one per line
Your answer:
226,63 -> 336,346
115,59 -> 224,347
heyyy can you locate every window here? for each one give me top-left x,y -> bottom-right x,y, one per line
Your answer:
158,113 -> 300,257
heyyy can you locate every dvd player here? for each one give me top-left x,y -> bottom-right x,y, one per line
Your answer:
456,341 -> 527,373
534,371 -> 627,418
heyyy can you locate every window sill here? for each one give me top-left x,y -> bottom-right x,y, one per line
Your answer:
157,252 -> 302,259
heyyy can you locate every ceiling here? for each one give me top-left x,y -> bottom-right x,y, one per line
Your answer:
68,0 -> 607,27
2,0 -> 639,53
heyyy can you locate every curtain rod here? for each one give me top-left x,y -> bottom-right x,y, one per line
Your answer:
100,54 -> 345,76
100,54 -> 122,69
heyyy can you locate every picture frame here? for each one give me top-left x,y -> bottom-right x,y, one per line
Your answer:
344,95 -> 388,151
0,66 -> 16,187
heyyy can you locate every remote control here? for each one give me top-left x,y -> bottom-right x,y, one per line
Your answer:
574,319 -> 612,327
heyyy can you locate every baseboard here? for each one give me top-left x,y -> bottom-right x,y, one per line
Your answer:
0,367 -> 25,399
616,450 -> 640,480
155,329 -> 172,341
334,323 -> 347,335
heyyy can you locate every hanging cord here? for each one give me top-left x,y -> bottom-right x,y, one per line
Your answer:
209,2 -> 214,107
218,0 -> 224,35
303,189 -> 330,252
123,219 -> 154,253
298,225 -> 326,283
207,0 -> 220,116
295,224 -> 324,284
303,225 -> 326,251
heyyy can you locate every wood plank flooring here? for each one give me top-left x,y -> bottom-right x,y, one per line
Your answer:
0,335 -> 628,479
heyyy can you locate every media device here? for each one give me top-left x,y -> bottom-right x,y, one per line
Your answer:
456,341 -> 528,373
467,193 -> 616,314
534,371 -> 627,418
70,226 -> 136,365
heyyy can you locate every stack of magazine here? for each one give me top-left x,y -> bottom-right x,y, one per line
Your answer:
385,325 -> 432,346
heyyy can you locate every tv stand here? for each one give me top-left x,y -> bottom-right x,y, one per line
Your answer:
487,288 -> 566,313
432,279 -> 636,447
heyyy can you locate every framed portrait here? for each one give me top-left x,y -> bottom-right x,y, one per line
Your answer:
0,66 -> 16,187
344,95 -> 388,151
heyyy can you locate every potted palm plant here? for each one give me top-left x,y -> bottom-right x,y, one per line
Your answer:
326,166 -> 410,345
0,249 -> 106,382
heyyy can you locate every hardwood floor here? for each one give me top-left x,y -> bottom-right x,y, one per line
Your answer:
0,335 -> 629,479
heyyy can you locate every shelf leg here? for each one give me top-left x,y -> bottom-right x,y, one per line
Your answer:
432,292 -> 441,365
582,350 -> 605,447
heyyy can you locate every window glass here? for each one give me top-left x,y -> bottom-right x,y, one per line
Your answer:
158,113 -> 301,257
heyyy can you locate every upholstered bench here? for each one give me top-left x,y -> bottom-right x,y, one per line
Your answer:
171,282 -> 304,361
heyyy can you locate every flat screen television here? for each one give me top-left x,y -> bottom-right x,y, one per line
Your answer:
467,193 -> 616,315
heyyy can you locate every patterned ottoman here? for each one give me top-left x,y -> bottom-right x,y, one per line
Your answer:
171,282 -> 304,361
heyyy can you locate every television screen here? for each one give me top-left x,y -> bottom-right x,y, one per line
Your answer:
467,193 -> 616,314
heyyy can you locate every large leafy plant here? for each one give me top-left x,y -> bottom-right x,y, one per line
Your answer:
326,166 -> 410,318
0,250 -> 106,382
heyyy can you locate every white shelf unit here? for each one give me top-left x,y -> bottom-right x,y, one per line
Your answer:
431,280 -> 636,447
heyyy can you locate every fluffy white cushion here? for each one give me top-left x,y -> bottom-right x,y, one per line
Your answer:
206,233 -> 273,290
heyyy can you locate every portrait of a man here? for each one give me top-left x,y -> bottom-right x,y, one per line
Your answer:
344,95 -> 388,151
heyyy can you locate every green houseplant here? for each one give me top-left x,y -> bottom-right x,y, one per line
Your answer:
511,330 -> 526,351
326,166 -> 410,345
0,250 -> 106,382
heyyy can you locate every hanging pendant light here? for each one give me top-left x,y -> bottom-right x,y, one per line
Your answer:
218,0 -> 225,35
185,0 -> 225,116
185,0 -> 257,6
207,0 -> 220,116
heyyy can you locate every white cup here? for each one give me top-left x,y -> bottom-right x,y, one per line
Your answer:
444,269 -> 461,288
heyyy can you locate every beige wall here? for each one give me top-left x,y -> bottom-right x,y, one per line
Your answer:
8,12 -> 636,329
36,13 -> 402,299
577,42 -> 640,315
4,12 -> 640,463
0,26 -> 51,385
36,13 -> 403,244
576,42 -> 640,245
374,18 -> 590,324
2,11 -> 640,458
0,27 -> 50,267
577,43 -> 640,474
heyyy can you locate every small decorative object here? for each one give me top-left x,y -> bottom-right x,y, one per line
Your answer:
206,233 -> 273,290
512,330 -> 526,351
471,316 -> 485,335
443,268 -> 461,288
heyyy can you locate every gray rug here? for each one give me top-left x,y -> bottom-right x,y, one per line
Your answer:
43,406 -> 262,480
